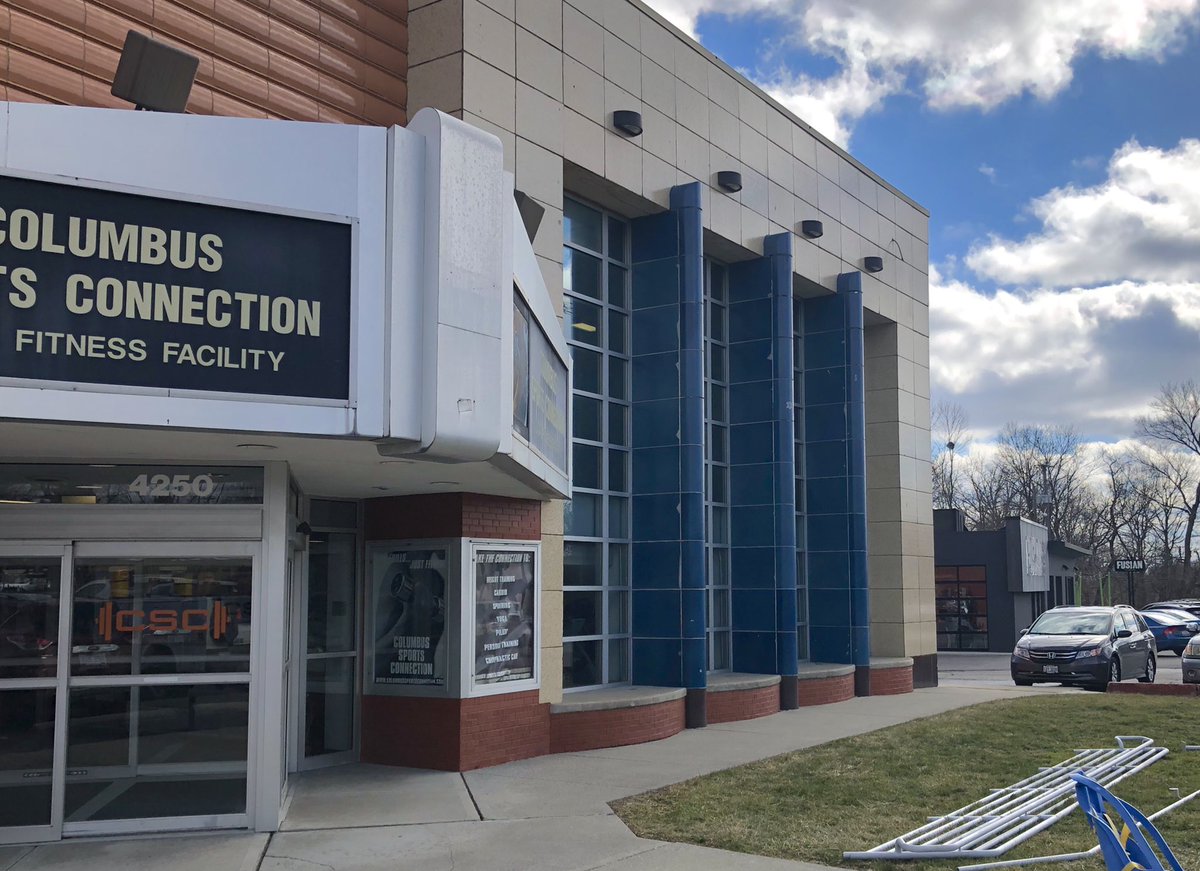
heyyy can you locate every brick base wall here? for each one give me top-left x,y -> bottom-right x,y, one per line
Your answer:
366,492 -> 541,542
362,691 -> 550,771
869,666 -> 914,696
707,685 -> 780,724
1108,683 -> 1200,697
797,674 -> 855,706
549,699 -> 685,754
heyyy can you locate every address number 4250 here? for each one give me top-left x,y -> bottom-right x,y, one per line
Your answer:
128,474 -> 217,499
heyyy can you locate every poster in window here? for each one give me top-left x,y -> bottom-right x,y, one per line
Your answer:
370,546 -> 448,687
473,549 -> 536,685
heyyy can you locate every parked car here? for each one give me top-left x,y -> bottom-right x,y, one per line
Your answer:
1138,610 -> 1200,655
1183,635 -> 1200,684
1011,605 -> 1157,689
1143,599 -> 1200,618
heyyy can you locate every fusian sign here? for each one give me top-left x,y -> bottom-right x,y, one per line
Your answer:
1114,559 -> 1147,572
0,174 -> 352,400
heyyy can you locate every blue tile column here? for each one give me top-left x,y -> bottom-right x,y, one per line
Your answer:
727,233 -> 797,706
802,272 -> 870,687
629,182 -> 707,726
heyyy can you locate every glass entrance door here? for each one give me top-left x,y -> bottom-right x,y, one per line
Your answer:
0,541 -> 258,844
300,527 -> 357,768
0,546 -> 70,844
63,542 -> 256,836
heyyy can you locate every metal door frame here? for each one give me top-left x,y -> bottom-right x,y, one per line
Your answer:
294,522 -> 360,772
62,539 -> 259,839
0,543 -> 72,845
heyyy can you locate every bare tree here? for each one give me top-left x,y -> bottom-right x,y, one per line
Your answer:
1136,381 -> 1200,577
994,423 -> 1088,541
931,400 -> 970,510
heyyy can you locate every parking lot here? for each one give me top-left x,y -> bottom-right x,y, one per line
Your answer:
937,651 -> 1185,688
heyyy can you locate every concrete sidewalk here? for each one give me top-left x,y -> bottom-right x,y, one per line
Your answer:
0,684 -> 1031,871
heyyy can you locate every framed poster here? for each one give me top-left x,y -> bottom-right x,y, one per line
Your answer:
469,542 -> 539,693
366,542 -> 454,693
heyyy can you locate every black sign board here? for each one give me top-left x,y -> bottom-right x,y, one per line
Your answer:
1114,559 -> 1147,573
0,174 -> 352,399
474,549 -> 536,685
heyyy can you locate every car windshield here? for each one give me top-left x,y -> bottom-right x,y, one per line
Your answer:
1144,609 -> 1196,625
1029,612 -> 1113,636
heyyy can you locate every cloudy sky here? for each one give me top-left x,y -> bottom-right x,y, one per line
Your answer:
642,0 -> 1200,448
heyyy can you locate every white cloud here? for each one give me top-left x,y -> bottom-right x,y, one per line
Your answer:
641,0 -> 1200,143
979,163 -> 997,182
968,139 -> 1200,288
930,265 -> 1200,440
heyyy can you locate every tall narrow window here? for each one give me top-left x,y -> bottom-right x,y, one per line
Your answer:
794,298 -> 809,660
562,198 -> 631,689
705,261 -> 731,671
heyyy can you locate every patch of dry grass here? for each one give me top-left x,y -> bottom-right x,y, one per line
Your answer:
614,695 -> 1200,870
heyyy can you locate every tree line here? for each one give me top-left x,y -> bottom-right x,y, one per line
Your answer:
931,382 -> 1200,607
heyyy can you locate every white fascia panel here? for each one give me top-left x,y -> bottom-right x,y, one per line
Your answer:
386,125 -> 426,443
0,102 -> 389,438
407,108 -> 506,462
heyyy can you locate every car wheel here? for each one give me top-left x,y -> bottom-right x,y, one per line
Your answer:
1014,678 -> 1033,687
1106,657 -> 1121,687
1139,655 -> 1156,683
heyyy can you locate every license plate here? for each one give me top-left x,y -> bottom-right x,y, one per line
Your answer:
1043,665 -> 1059,674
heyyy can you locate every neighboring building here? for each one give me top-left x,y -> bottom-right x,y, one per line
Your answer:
934,509 -> 1090,652
0,0 -> 934,843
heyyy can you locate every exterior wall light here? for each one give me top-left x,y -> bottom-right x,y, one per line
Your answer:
111,30 -> 199,112
800,219 -> 824,239
863,255 -> 884,273
612,110 -> 643,137
716,171 -> 743,193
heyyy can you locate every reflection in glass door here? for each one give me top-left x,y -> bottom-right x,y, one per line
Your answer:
301,507 -> 358,768
63,544 -> 255,836
0,547 -> 69,844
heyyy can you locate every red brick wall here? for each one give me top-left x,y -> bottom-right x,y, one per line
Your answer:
366,493 -> 541,542
362,691 -> 550,771
459,691 -> 550,769
707,686 -> 780,724
549,699 -> 685,754
797,674 -> 855,706
869,666 -> 914,696
1108,683 -> 1200,697
461,494 -> 541,541
361,694 -> 462,771
3,1 -> 407,125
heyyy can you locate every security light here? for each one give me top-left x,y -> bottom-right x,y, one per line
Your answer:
111,30 -> 199,113
716,171 -> 743,193
612,110 -> 643,137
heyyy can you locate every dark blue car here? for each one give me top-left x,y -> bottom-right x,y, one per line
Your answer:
1139,609 -> 1200,655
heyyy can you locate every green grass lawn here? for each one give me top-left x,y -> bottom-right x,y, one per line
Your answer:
614,695 -> 1200,871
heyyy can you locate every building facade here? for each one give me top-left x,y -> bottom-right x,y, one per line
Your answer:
0,0 -> 935,844
934,509 -> 1090,652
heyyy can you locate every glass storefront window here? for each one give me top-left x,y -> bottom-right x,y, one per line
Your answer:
70,558 -> 253,676
563,197 -> 631,688
936,565 -> 990,650
0,689 -> 55,828
0,558 -> 61,679
64,683 -> 249,822
705,260 -> 731,672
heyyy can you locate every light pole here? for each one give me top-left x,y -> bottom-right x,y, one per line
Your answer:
946,440 -> 956,508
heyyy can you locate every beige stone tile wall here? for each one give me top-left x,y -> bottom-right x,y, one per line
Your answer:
409,0 -> 934,669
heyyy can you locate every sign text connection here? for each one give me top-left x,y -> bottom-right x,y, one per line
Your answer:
1114,559 -> 1147,573
0,174 -> 352,399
